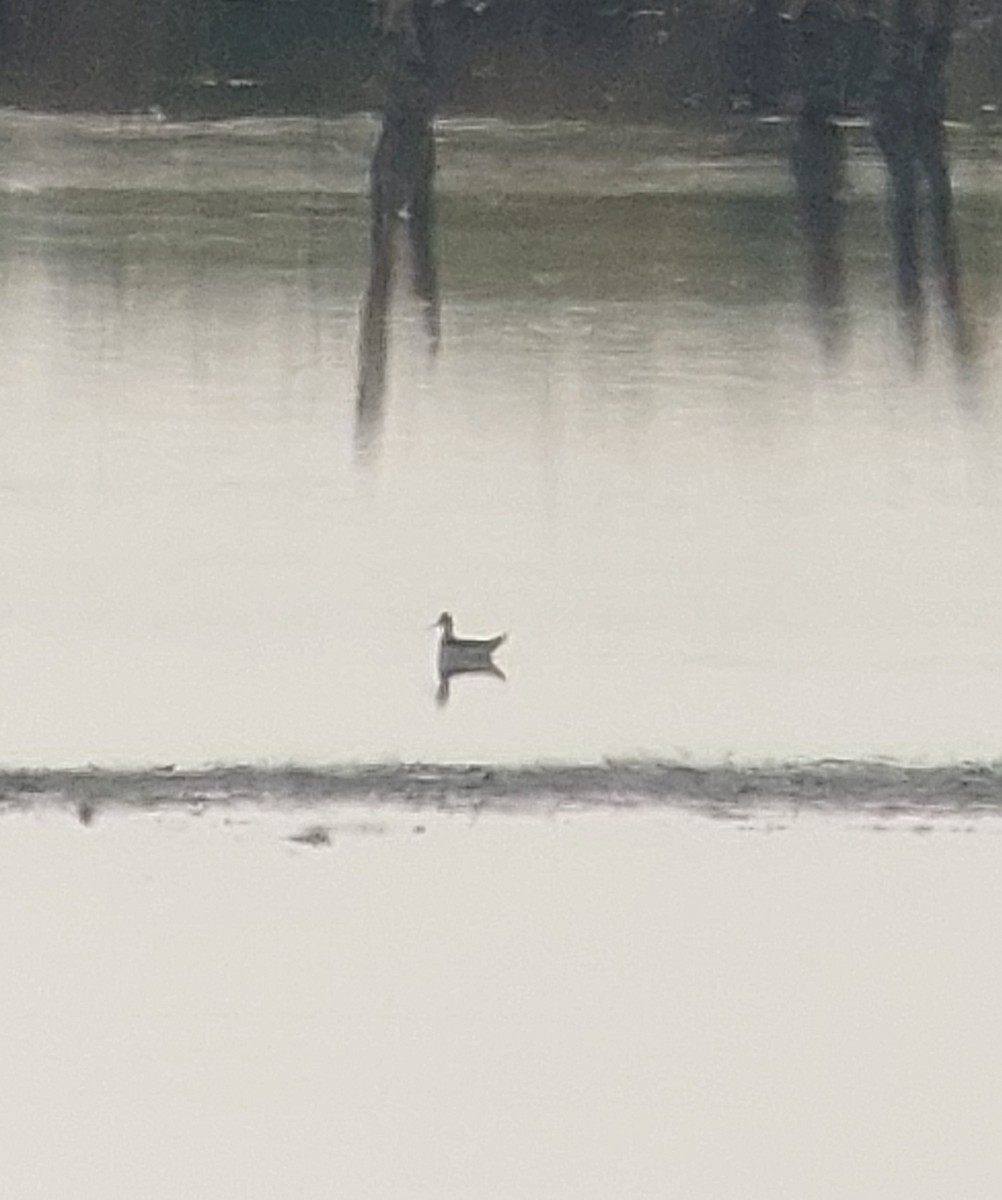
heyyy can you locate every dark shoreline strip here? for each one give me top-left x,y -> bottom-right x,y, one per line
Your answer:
3,760 -> 1002,818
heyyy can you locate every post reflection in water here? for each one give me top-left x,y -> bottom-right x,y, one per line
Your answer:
791,0 -> 972,376
792,107 -> 848,362
789,0 -> 849,363
792,114 -> 847,363
356,0 -> 441,459
869,0 -> 972,370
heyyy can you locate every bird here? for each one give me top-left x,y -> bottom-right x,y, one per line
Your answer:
433,611 -> 506,663
432,613 -> 507,706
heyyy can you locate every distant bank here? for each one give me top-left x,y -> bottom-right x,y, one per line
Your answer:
1,3 -> 1000,121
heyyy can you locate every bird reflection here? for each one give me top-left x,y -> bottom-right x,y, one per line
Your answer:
432,612 -> 507,708
436,659 -> 507,707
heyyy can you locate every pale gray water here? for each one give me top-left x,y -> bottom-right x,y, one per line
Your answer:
4,804 -> 1002,1200
3,108 -> 1002,767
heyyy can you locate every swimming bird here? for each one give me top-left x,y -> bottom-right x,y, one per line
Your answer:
432,612 -> 507,707
433,612 -> 506,661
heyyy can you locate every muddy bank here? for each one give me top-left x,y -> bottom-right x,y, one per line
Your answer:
5,759 -> 1002,822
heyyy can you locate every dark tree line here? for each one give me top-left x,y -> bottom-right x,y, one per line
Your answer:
0,0 -> 376,110
0,0 -> 1000,115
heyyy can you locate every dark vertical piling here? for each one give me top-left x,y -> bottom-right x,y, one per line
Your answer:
870,0 -> 970,370
356,0 -> 441,454
791,0 -> 849,362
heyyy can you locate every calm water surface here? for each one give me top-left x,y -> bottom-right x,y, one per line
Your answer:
3,109 -> 1002,766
